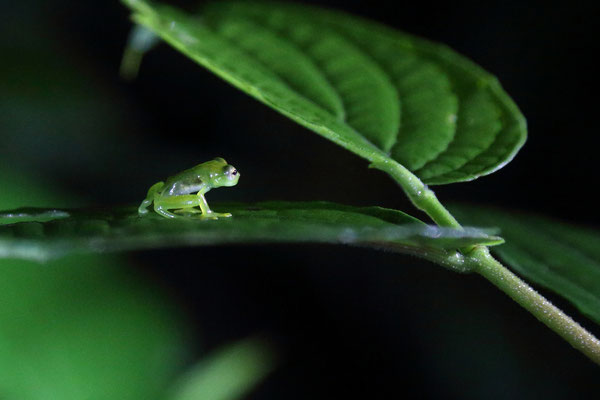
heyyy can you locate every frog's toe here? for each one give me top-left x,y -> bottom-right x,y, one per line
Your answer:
199,212 -> 232,220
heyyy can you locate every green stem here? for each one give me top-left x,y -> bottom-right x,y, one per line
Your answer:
376,156 -> 600,363
371,159 -> 462,229
466,247 -> 600,365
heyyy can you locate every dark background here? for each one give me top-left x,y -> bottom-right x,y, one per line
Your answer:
1,0 -> 599,398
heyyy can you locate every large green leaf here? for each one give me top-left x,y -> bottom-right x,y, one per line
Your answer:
0,201 -> 502,264
452,206 -> 600,326
121,0 -> 526,185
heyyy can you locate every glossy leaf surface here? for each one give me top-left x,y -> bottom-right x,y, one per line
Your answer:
453,206 -> 600,326
122,0 -> 526,184
0,201 -> 502,262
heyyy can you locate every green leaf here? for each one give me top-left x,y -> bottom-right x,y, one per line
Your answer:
452,205 -> 600,326
168,337 -> 276,400
1,255 -> 187,400
0,201 -> 502,264
0,169 -> 188,400
121,0 -> 526,185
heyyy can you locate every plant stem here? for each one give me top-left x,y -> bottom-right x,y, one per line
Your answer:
376,156 -> 600,363
466,247 -> 600,365
371,159 -> 462,229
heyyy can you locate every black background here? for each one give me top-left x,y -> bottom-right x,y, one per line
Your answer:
1,0 -> 599,398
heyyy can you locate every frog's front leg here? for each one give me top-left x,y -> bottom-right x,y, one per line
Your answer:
197,192 -> 232,220
154,195 -> 200,219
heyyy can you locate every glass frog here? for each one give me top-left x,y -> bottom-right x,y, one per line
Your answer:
138,157 -> 240,219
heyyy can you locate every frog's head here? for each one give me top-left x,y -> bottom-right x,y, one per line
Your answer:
220,164 -> 240,187
210,158 -> 240,187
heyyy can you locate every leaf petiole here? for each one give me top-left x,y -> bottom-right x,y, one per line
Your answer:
370,157 -> 462,229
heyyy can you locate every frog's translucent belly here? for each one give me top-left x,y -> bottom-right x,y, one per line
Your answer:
162,181 -> 204,197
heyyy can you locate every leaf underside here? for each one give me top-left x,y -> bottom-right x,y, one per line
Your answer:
122,0 -> 526,185
452,205 -> 600,326
0,201 -> 502,261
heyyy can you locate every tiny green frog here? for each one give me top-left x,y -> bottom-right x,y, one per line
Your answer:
138,157 -> 240,219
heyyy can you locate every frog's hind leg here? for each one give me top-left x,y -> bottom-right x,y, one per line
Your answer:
138,181 -> 164,215
154,195 -> 200,219
154,204 -> 178,219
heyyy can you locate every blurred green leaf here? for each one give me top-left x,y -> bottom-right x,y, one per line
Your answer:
122,0 -> 526,185
168,337 -> 276,400
0,201 -> 503,262
452,205 -> 600,326
0,169 -> 188,400
0,255 -> 188,400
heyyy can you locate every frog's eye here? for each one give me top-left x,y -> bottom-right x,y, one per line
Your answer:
223,165 -> 238,177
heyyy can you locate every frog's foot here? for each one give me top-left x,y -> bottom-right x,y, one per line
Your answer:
199,211 -> 232,220
174,207 -> 202,215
